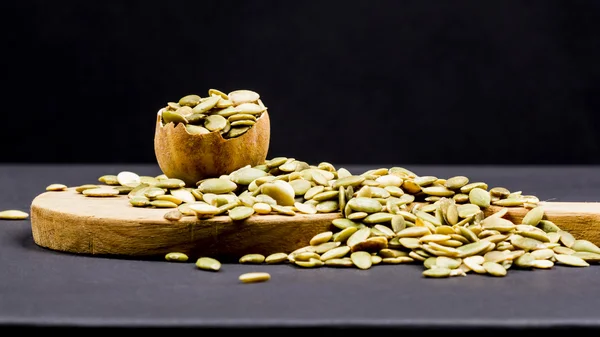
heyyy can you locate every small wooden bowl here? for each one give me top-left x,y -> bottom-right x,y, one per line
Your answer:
154,109 -> 270,187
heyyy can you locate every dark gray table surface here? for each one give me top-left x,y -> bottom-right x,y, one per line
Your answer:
1,164 -> 600,331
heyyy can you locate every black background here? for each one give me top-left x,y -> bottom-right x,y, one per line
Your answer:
3,0 -> 600,166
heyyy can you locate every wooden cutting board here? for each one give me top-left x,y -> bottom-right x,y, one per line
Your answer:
29,188 -> 600,261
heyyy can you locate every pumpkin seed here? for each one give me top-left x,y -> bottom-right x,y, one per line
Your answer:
165,252 -> 188,262
164,210 -> 183,221
482,261 -> 506,276
75,184 -> 98,193
320,246 -> 351,261
228,206 -> 255,220
554,254 -> 589,267
46,183 -> 67,191
570,239 -> 600,254
239,272 -> 270,283
83,188 -> 119,197
265,253 -> 288,264
239,254 -> 265,264
156,179 -> 186,189
422,267 -> 451,278
196,257 -> 221,271
0,210 -> 29,220
310,231 -> 333,246
532,260 -> 554,269
350,251 -> 373,270
522,206 -> 544,226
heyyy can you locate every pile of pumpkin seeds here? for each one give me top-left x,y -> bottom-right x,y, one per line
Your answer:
62,158 -> 600,278
160,89 -> 267,139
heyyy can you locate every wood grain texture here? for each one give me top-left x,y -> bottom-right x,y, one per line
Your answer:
30,188 -> 600,261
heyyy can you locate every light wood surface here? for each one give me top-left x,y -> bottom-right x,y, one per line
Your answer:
29,188 -> 600,261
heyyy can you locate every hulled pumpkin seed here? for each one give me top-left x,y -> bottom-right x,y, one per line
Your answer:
239,254 -> 266,264
46,183 -> 68,191
196,257 -> 221,271
351,251 -> 373,270
239,272 -> 270,283
165,252 -> 188,262
265,253 -> 288,264
0,210 -> 29,220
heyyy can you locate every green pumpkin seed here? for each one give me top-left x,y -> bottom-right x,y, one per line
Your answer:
265,253 -> 288,264
363,212 -> 394,224
532,259 -> 554,269
129,196 -> 150,207
98,175 -> 120,185
228,206 -> 255,220
554,254 -> 589,267
559,230 -> 576,248
422,267 -> 451,278
76,184 -> 99,193
397,226 -> 430,238
162,110 -> 188,124
192,95 -> 220,113
156,178 -> 186,189
469,188 -> 490,208
570,239 -> 600,254
482,261 -> 506,276
46,183 -> 67,191
460,182 -> 488,194
333,175 -> 365,188
188,203 -> 220,216
239,254 -> 265,264
312,191 -> 339,201
538,220 -> 560,233
320,246 -> 351,261
316,200 -> 339,213
347,197 -> 382,213
164,210 -> 183,221
310,231 -> 333,246
178,94 -> 201,107
165,252 -> 188,262
289,179 -> 312,196
150,200 -> 178,208
196,257 -> 221,271
271,204 -> 296,215
0,210 -> 29,220
456,241 -> 491,257
445,176 -> 469,190
422,186 -> 455,197
350,251 -> 373,270
83,188 -> 120,197
573,251 -> 600,262
185,124 -> 211,135
522,206 -> 544,226
261,181 -> 295,206
197,178 -> 237,194
239,272 -> 270,283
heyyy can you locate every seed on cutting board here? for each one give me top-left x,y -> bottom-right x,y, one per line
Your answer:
164,210 -> 183,221
156,178 -> 186,189
46,183 -> 67,191
98,175 -> 120,185
75,184 -> 98,193
228,206 -> 255,221
155,195 -> 183,205
295,202 -> 317,214
117,171 -> 141,188
83,188 -> 119,197
196,257 -> 221,271
239,272 -> 271,283
165,252 -> 188,262
129,196 -> 150,207
0,210 -> 29,220
150,200 -> 178,208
